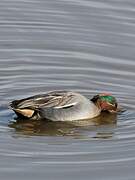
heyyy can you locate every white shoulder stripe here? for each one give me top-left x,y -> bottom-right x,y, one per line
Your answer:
54,102 -> 77,109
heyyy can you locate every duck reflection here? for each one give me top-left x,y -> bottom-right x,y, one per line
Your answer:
9,112 -> 117,139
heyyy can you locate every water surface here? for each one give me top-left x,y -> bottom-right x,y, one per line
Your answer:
0,0 -> 135,179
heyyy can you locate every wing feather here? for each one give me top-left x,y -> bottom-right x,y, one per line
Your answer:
10,91 -> 77,110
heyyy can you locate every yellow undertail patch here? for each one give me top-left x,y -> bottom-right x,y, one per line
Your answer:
15,109 -> 34,118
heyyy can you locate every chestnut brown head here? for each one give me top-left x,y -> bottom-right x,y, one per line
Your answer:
91,93 -> 117,112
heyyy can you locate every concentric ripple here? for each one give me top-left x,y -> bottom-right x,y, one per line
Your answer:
0,0 -> 135,180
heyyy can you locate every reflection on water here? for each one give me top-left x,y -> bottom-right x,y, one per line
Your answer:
0,0 -> 135,179
9,112 -> 117,138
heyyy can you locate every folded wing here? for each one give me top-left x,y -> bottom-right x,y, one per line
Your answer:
10,91 -> 77,118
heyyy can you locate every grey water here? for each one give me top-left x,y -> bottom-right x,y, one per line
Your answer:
0,0 -> 135,179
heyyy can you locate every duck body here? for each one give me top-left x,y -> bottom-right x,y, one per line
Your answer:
10,91 -> 101,121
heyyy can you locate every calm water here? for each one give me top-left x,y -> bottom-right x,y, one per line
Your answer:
0,0 -> 135,179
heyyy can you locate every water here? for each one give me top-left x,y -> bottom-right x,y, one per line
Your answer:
0,0 -> 135,179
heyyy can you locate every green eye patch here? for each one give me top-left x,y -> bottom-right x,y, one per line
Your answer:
100,95 -> 116,104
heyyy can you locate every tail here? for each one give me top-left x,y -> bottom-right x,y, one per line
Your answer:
10,100 -> 22,109
10,100 -> 35,118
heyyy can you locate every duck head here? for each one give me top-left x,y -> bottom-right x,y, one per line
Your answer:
91,93 -> 118,113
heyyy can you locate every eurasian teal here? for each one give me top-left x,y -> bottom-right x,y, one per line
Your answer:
10,91 -> 118,121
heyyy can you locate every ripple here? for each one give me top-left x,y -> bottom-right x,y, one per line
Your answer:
0,0 -> 135,179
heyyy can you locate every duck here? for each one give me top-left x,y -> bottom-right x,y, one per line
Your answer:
10,90 -> 118,121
